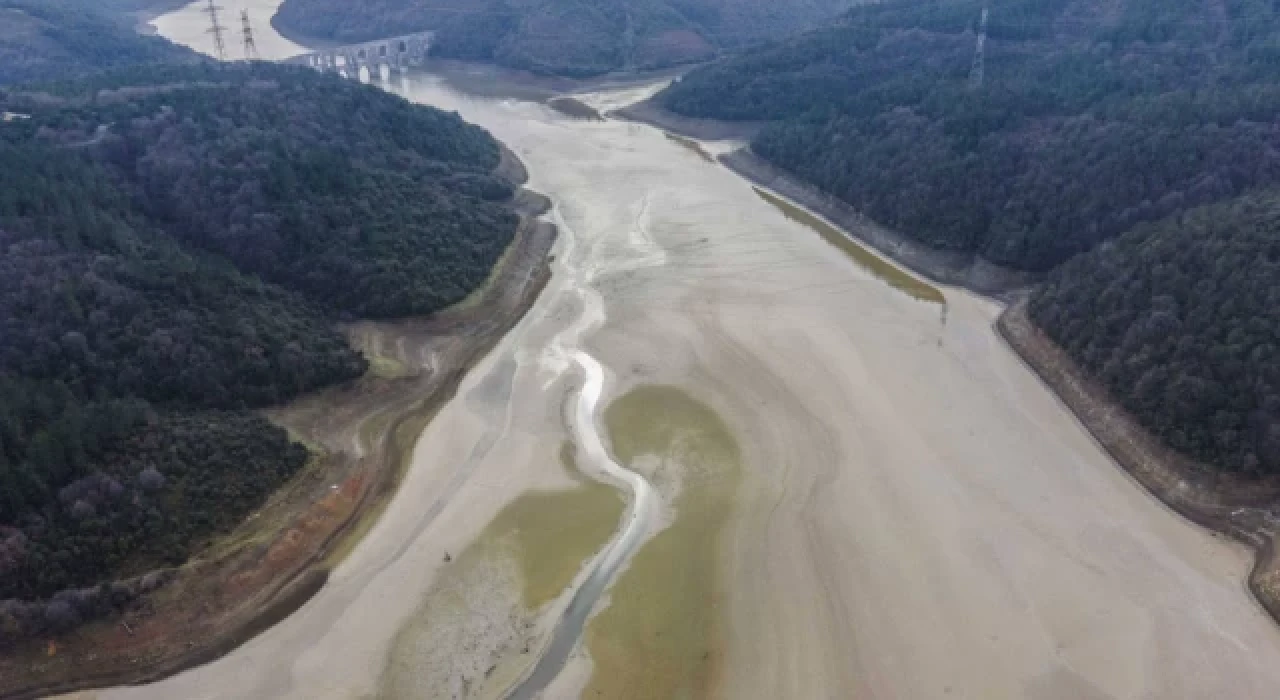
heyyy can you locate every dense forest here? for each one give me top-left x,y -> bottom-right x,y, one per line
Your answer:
661,0 -> 1280,271
0,0 -> 195,86
0,46 -> 518,638
1029,192 -> 1280,476
662,0 -> 1280,478
272,0 -> 853,76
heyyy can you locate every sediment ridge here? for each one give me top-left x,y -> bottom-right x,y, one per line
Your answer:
609,95 -> 763,141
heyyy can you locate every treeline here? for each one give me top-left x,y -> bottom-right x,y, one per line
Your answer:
1029,191 -> 1280,475
0,58 -> 518,636
76,63 -> 518,317
0,0 -> 195,86
272,0 -> 852,77
660,0 -> 1280,271
661,0 -> 1280,480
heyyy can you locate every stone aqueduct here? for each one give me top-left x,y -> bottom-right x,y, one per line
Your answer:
284,31 -> 435,78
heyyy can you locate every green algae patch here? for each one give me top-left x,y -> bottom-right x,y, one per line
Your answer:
367,355 -> 410,380
665,132 -> 715,162
379,448 -> 625,698
754,186 -> 946,304
494,474 -> 625,610
436,443 -> 625,611
585,385 -> 741,700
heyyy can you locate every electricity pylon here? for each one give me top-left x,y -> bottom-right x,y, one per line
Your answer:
969,5 -> 989,89
204,0 -> 227,60
241,10 -> 259,60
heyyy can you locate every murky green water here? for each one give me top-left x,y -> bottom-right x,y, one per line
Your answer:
754,187 -> 945,304
584,385 -> 741,700
379,447 -> 623,699
496,452 -> 626,610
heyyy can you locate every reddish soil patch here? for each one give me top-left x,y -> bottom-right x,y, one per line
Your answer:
0,202 -> 556,699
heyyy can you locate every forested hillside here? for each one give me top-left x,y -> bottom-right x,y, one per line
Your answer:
660,0 -> 1280,271
272,0 -> 853,77
0,60 -> 519,631
1029,193 -> 1280,476
0,0 -> 195,86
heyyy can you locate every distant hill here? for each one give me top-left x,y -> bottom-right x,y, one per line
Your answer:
0,57 -> 520,639
272,0 -> 855,77
659,0 -> 1280,479
0,0 -> 195,86
660,0 -> 1280,272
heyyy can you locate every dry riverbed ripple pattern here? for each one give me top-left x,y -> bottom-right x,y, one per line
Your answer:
53,2 -> 1280,698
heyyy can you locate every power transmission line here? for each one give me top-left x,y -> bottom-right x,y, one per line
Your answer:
970,5 -> 988,89
203,0 -> 226,61
241,10 -> 259,60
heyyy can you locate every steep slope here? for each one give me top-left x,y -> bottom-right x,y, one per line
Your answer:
660,0 -> 1280,272
659,0 -> 1280,480
272,0 -> 855,77
0,59 -> 520,642
0,0 -> 195,86
1028,191 -> 1280,476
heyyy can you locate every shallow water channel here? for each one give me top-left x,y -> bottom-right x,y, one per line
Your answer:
87,4 -> 1280,699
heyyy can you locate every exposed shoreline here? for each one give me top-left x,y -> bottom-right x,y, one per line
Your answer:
719,149 -> 1036,295
0,158 -> 558,700
610,95 -> 764,141
262,9 -> 699,100
127,0 -> 197,36
611,98 -> 1035,295
689,113 -> 1280,639
733,146 -> 1280,635
22,16 -> 1280,691
996,295 -> 1280,627
43,69 -> 1280,698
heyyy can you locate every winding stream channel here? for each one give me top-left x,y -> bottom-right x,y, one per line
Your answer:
504,351 -> 654,700
74,3 -> 1280,699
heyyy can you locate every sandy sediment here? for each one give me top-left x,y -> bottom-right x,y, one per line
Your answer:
1,180 -> 556,699
56,13 -> 1280,694
609,95 -> 764,141
613,86 -> 1280,695
997,295 -> 1280,625
417,60 -> 693,102
611,95 -> 1037,295
720,148 -> 1036,295
149,0 -> 307,60
377,450 -> 625,700
556,90 -> 1280,697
